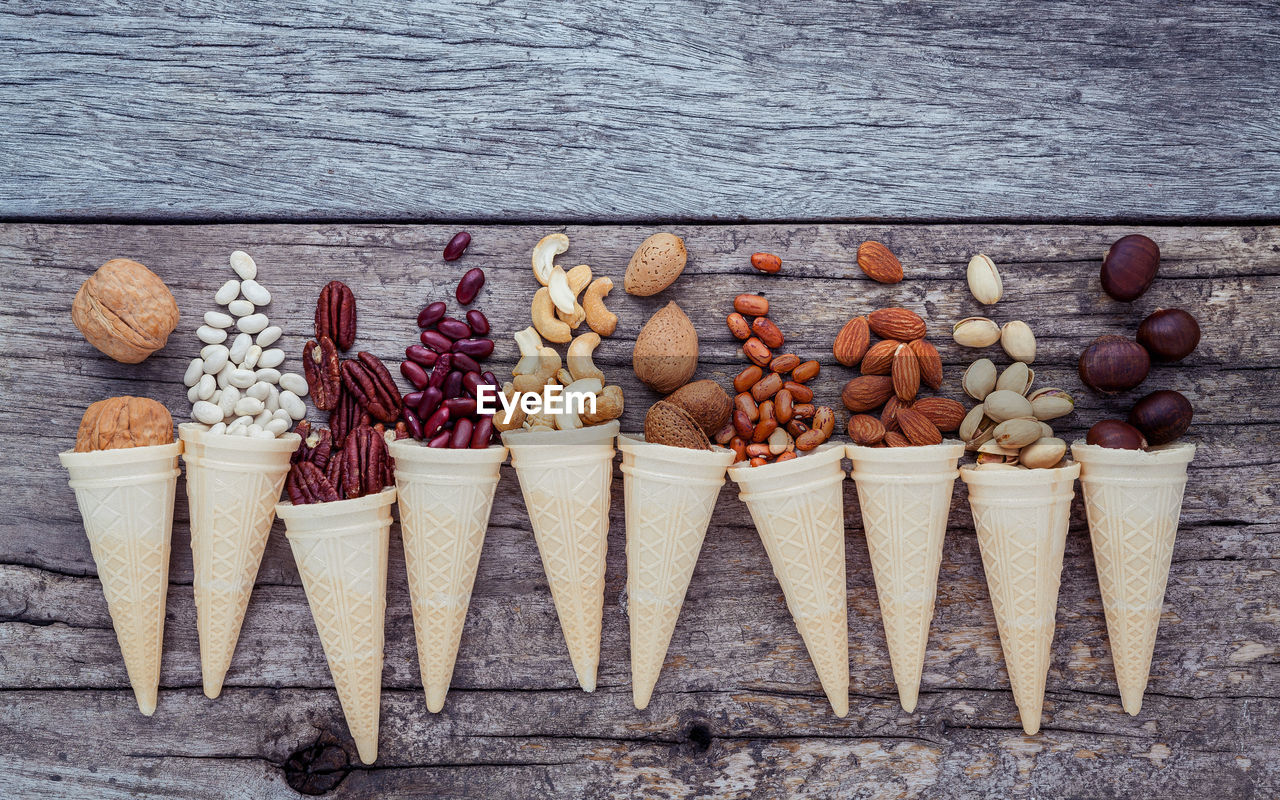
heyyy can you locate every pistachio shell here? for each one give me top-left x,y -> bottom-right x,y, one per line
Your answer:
1029,387 -> 1075,421
1019,437 -> 1067,469
993,418 -> 1043,449
1038,421 -> 1055,439
1000,320 -> 1036,363
958,404 -> 987,441
966,254 -> 1003,305
953,317 -> 1002,348
995,361 -> 1033,395
983,389 -> 1034,422
963,358 -> 997,401
974,461 -> 1021,471
977,440 -> 1019,457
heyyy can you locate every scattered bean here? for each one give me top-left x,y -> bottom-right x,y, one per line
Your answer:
237,313 -> 270,334
456,267 -> 485,303
228,299 -> 255,317
444,232 -> 471,262
204,311 -> 234,328
230,250 -> 257,280
197,325 -> 228,344
256,326 -> 283,347
240,279 -> 271,306
215,280 -> 241,305
184,358 -> 205,387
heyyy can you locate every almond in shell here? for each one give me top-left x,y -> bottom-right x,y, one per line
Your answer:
645,401 -> 711,450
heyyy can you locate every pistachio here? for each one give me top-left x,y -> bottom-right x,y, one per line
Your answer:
995,361 -> 1034,395
983,389 -> 1034,422
1019,437 -> 1067,469
977,440 -> 1019,458
1038,421 -> 1055,439
1000,320 -> 1036,363
993,418 -> 1043,449
958,403 -> 988,441
974,461 -> 1021,471
964,419 -> 996,450
963,358 -> 998,401
966,254 -> 1003,304
953,317 -> 1002,348
1028,387 -> 1075,421
975,451 -> 1011,465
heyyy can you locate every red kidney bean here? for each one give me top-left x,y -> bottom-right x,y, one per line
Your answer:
423,406 -> 451,437
404,390 -> 425,408
428,354 -> 453,389
405,344 -> 438,367
462,370 -> 483,396
470,416 -> 494,448
416,386 -> 443,418
449,418 -> 474,449
427,430 -> 451,448
451,352 -> 481,374
481,371 -> 497,388
452,338 -> 494,359
443,370 -> 464,399
420,329 -> 453,353
445,396 -> 476,416
402,406 -> 425,440
455,266 -> 484,303
437,317 -> 471,340
400,360 -> 429,389
465,309 -> 489,336
417,301 -> 447,329
443,232 -> 471,262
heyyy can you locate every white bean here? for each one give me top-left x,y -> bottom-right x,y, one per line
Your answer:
204,311 -> 234,328
256,326 -> 282,347
228,425 -> 247,436
234,397 -> 265,416
192,401 -> 223,425
252,427 -> 277,439
279,373 -> 308,396
265,418 -> 290,436
208,421 -> 227,435
257,348 -> 285,369
187,384 -> 201,404
279,390 -> 307,420
228,299 -> 255,317
264,384 -> 280,412
202,346 -> 229,374
240,279 -> 271,306
209,389 -> 222,405
196,373 -> 216,400
237,313 -> 269,334
245,381 -> 270,401
240,345 -> 262,370
214,279 -> 241,305
253,409 -> 274,426
231,414 -> 253,429
255,368 -> 281,385
230,250 -> 257,280
197,325 -> 228,345
228,333 -> 252,364
272,407 -> 293,425
218,386 -> 240,417
246,423 -> 264,436
215,364 -> 232,389
228,368 -> 257,389
183,358 -> 204,387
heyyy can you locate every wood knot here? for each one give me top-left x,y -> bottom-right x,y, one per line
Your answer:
283,732 -> 352,795
686,723 -> 713,753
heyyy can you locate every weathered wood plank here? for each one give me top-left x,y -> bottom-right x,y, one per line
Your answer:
1,3 -> 1278,221
1,222 -> 1277,797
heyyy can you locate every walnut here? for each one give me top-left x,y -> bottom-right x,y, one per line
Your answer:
75,396 -> 174,452
72,258 -> 180,363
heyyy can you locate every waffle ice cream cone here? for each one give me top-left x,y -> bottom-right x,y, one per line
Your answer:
960,463 -> 1080,734
728,445 -> 850,717
277,487 -> 396,764
846,441 -> 964,712
1071,442 -> 1195,716
390,440 -> 509,713
60,441 -> 183,716
179,424 -> 300,699
502,421 -> 619,692
618,435 -> 735,710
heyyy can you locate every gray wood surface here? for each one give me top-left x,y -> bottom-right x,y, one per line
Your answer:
1,3 -> 1279,223
1,222 -> 1277,798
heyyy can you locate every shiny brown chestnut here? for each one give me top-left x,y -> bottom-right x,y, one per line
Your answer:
1079,335 -> 1150,394
1128,389 -> 1193,445
1086,419 -> 1148,450
1137,308 -> 1200,362
1101,234 -> 1159,301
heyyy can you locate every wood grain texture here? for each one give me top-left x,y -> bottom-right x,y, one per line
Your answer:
1,3 -> 1278,222
2,222 -> 1278,798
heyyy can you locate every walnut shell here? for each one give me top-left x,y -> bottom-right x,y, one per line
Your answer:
72,258 -> 179,363
75,396 -> 174,452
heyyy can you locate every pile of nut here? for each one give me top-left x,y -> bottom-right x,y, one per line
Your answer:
494,233 -> 624,432
286,281 -> 397,504
958,360 -> 1074,469
721,293 -> 836,465
399,269 -> 500,447
837,307 -> 967,447
184,251 -> 308,438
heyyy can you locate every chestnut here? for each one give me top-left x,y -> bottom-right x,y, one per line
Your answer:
1101,234 -> 1159,301
1128,389 -> 1192,446
1137,308 -> 1200,362
1079,335 -> 1150,394
1086,419 -> 1148,450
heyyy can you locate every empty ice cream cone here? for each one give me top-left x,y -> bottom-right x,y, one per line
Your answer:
179,424 -> 300,699
618,435 -> 735,709
277,487 -> 396,764
502,421 -> 619,692
60,441 -> 183,716
728,445 -> 850,717
1071,442 -> 1195,716
390,440 -> 508,713
847,441 -> 964,713
960,463 -> 1080,734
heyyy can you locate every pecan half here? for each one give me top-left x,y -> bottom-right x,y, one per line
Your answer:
329,387 -> 370,445
290,421 -> 312,462
316,280 -> 357,351
341,425 -> 391,499
303,336 -> 342,411
341,352 -> 402,423
324,448 -> 346,498
294,425 -> 334,471
286,461 -> 340,505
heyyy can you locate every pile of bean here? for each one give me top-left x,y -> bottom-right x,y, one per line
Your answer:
399,268 -> 500,448
184,250 -> 308,437
719,293 -> 838,466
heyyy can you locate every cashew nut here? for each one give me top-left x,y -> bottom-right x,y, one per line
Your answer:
581,384 -> 624,425
513,326 -> 544,375
513,347 -> 560,393
531,287 -> 572,343
556,263 -> 592,329
583,276 -> 618,337
555,367 -> 573,386
493,382 -> 527,432
532,233 -> 569,286
547,266 -> 576,315
567,331 -> 605,382
564,377 -> 604,396
554,410 -> 583,430
525,411 -> 556,430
